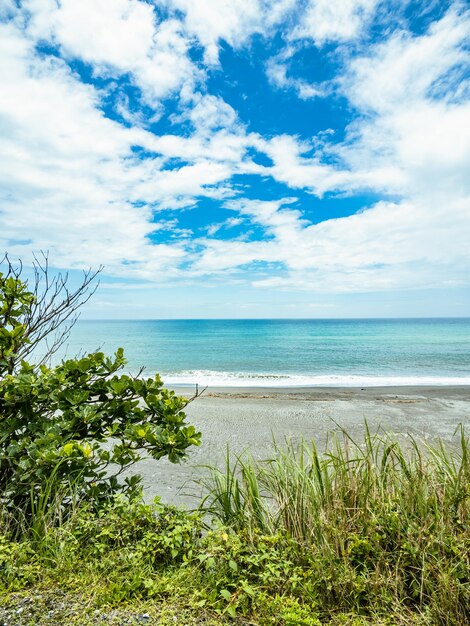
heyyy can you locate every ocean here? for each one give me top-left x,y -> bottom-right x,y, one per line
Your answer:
54,318 -> 470,387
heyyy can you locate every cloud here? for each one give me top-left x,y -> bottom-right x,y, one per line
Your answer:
254,134 -> 404,197
23,0 -> 198,105
215,6 -> 470,292
290,0 -> 379,46
258,6 -> 470,202
343,6 -> 470,114
190,6 -> 470,292
194,192 -> 470,292
336,5 -> 470,202
165,0 -> 376,65
0,18 -> 243,279
265,47 -> 330,100
171,92 -> 239,134
164,0 -> 296,64
206,216 -> 244,236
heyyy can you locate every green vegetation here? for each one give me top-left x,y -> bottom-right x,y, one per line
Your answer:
1,256 -> 468,624
199,430 -> 469,623
0,255 -> 201,529
1,430 -> 469,625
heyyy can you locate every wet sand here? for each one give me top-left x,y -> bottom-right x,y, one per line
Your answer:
133,386 -> 470,506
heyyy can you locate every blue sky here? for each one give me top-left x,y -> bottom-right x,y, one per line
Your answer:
0,0 -> 469,318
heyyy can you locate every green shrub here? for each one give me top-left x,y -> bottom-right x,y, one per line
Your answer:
0,534 -> 41,591
0,352 -> 200,520
69,496 -> 203,565
0,259 -> 201,529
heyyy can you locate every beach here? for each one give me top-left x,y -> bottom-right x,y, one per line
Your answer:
135,384 -> 470,506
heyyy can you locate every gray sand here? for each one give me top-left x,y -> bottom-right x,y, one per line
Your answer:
133,386 -> 470,507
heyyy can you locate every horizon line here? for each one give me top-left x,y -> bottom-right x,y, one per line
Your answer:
79,316 -> 470,322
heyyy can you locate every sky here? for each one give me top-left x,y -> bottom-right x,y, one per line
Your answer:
0,0 -> 469,319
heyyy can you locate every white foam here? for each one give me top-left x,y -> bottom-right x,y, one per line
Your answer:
160,370 -> 470,388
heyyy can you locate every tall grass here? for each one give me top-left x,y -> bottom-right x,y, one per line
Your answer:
200,427 -> 469,540
0,461 -> 84,542
199,446 -> 273,534
199,426 -> 470,623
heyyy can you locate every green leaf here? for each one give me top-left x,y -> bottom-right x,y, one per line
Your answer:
62,443 -> 75,456
241,583 -> 255,597
220,589 -> 231,601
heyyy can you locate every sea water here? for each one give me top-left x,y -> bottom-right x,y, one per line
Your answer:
54,318 -> 470,387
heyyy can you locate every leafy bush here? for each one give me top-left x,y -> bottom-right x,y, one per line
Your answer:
0,535 -> 40,591
0,258 -> 201,526
69,496 -> 203,565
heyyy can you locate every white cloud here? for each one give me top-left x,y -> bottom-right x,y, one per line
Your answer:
0,0 -> 16,19
262,9 -> 470,199
165,0 -> 376,64
0,20 -> 245,279
193,192 -> 470,292
255,134 -> 405,197
265,0 -> 380,101
206,216 -> 244,236
192,7 -> 470,293
166,0 -> 262,64
266,48 -> 329,100
257,8 -> 470,201
172,92 -> 239,134
23,0 -> 198,105
26,0 -> 155,63
90,0 -> 470,301
335,5 -> 470,202
130,159 -> 235,206
344,7 -> 470,114
291,0 -> 379,46
164,0 -> 296,64
1,0 -> 469,301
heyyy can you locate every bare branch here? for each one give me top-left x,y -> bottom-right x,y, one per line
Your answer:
1,251 -> 102,371
185,385 -> 208,405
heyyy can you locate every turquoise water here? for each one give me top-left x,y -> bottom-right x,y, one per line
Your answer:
55,319 -> 470,387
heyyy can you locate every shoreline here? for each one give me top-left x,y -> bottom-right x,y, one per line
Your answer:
162,376 -> 470,388
169,383 -> 470,399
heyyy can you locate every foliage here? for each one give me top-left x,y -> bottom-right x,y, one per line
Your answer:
199,447 -> 273,534
199,428 -> 470,623
68,496 -> 203,565
0,430 -> 469,625
0,259 -> 201,524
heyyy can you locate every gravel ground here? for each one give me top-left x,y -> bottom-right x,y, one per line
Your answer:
0,590 -> 239,626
